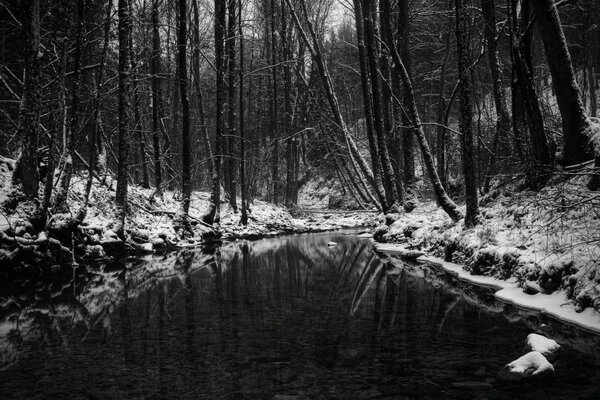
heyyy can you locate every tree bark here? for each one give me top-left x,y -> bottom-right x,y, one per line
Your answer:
53,0 -> 84,212
13,0 -> 42,200
398,0 -> 416,193
239,0 -> 248,225
151,0 -> 163,190
203,0 -> 226,225
481,0 -> 511,193
531,0 -> 593,165
352,0 -> 387,211
385,12 -> 462,222
176,0 -> 191,231
363,0 -> 399,210
226,0 -> 238,211
115,0 -> 132,238
455,0 -> 480,227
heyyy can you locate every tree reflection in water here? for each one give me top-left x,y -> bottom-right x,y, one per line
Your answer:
1,232 -> 600,399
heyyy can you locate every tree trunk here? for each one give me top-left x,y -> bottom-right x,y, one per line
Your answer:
226,0 -> 238,211
455,0 -> 480,227
270,0 -> 280,204
352,0 -> 387,211
481,0 -> 511,193
385,13 -> 462,222
239,0 -> 248,225
77,0 -> 113,223
203,0 -> 226,225
398,0 -> 416,193
176,0 -> 191,232
285,0 -> 379,201
12,0 -> 42,199
192,0 -> 213,178
115,0 -> 132,238
363,0 -> 399,211
531,0 -> 593,165
151,0 -> 163,190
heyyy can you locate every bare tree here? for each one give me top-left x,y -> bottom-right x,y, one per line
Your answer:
115,0 -> 133,238
12,0 -> 42,200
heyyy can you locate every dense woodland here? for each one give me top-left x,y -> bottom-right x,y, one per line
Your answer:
1,0 -> 599,241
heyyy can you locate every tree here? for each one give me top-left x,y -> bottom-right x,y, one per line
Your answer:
531,0 -> 594,165
12,0 -> 42,199
175,0 -> 192,233
226,0 -> 238,211
151,0 -> 163,191
239,0 -> 248,225
352,0 -> 387,210
115,0 -> 133,238
384,1 -> 462,222
455,0 -> 480,227
203,0 -> 226,225
481,0 -> 510,192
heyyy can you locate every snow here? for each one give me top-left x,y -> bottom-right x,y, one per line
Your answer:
498,351 -> 554,381
0,162 -> 376,257
372,242 -> 600,334
526,333 -> 560,356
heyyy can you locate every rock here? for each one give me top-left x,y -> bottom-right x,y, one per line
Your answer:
523,280 -> 542,295
525,333 -> 560,357
497,351 -> 554,381
151,238 -> 166,249
137,243 -> 153,253
327,241 -> 337,247
84,245 -> 106,259
358,233 -> 373,238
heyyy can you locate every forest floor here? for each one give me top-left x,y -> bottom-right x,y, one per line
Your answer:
371,164 -> 600,320
0,159 -> 375,262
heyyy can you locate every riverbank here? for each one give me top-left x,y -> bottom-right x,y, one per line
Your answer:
370,169 -> 600,329
0,163 -> 376,265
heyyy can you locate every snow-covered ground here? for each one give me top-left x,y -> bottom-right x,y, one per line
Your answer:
371,169 -> 600,329
0,163 -> 375,259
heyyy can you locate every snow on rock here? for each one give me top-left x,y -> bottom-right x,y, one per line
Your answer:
525,333 -> 560,357
497,351 -> 554,381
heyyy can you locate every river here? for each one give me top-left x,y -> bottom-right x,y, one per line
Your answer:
1,231 -> 599,399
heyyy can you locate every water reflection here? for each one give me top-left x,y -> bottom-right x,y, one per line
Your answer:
1,232 -> 600,399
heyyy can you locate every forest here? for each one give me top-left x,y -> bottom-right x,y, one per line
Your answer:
2,0 -> 600,397
1,0 -> 599,270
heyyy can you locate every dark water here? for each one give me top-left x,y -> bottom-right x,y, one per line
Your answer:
1,232 -> 600,400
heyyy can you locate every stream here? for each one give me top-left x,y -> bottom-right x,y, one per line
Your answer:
1,231 -> 600,399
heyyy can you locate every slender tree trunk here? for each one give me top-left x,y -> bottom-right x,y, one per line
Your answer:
270,0 -> 280,204
352,0 -> 387,211
436,16 -> 453,191
227,0 -> 238,211
482,0 -> 511,193
239,0 -> 248,225
192,0 -> 213,177
53,0 -> 84,212
176,0 -> 191,232
398,0 -> 416,193
531,0 -> 593,165
151,0 -> 163,190
12,0 -> 41,200
455,0 -> 480,227
285,0 -> 379,200
77,0 -> 113,223
385,3 -> 462,222
363,0 -> 399,210
115,0 -> 132,238
203,0 -> 226,225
